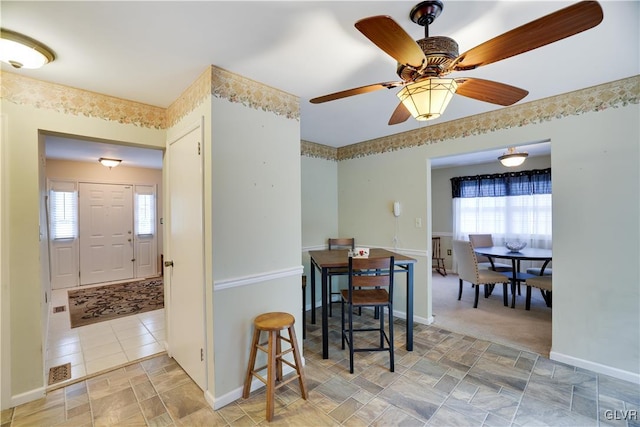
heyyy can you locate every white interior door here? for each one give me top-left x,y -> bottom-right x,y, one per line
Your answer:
167,120 -> 206,389
79,183 -> 134,285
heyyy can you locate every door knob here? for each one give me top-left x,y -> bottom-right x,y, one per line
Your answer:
164,260 -> 174,267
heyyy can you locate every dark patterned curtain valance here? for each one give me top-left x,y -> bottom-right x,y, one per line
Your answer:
451,168 -> 551,198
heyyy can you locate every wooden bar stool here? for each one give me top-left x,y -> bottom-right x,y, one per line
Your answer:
243,312 -> 308,422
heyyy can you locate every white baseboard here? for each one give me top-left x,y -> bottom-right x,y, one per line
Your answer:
11,386 -> 46,408
549,350 -> 640,384
204,357 -> 305,410
392,309 -> 433,326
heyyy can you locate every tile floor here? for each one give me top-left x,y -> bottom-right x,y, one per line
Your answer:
4,302 -> 639,426
46,288 -> 166,387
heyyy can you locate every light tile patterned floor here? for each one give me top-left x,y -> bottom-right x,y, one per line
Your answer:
46,288 -> 165,388
4,306 -> 639,426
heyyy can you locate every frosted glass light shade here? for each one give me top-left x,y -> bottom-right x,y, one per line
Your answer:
0,29 -> 54,69
397,78 -> 458,121
99,158 -> 122,168
498,147 -> 528,167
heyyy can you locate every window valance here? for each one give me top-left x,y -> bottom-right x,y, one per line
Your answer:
451,168 -> 551,198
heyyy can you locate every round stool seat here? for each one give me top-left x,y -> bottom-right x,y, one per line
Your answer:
254,312 -> 295,331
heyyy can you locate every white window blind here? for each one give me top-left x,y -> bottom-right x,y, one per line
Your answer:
50,190 -> 78,239
135,187 -> 155,236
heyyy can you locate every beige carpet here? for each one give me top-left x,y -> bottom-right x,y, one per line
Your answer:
431,272 -> 552,356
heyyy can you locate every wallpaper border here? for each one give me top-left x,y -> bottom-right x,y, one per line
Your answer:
333,75 -> 639,161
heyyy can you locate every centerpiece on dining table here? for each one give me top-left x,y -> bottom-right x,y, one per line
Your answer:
349,248 -> 370,258
505,241 -> 527,253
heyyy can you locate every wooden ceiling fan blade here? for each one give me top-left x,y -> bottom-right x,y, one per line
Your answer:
452,1 -> 603,71
388,102 -> 411,125
355,15 -> 426,68
310,81 -> 402,104
455,78 -> 528,106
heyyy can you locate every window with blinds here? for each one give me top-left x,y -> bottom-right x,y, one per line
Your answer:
135,192 -> 155,236
50,190 -> 78,239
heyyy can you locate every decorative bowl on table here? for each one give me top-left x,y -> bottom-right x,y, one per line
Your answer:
505,241 -> 527,252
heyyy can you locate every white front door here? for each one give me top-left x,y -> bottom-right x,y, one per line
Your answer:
79,183 -> 134,285
166,120 -> 206,389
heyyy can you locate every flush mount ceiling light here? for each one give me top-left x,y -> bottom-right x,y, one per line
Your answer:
498,147 -> 529,167
99,158 -> 122,169
396,78 -> 458,121
0,29 -> 55,69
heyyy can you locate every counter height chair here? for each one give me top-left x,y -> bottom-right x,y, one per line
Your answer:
328,238 -> 355,317
453,240 -> 510,308
468,234 -> 513,272
341,255 -> 395,374
432,237 -> 447,277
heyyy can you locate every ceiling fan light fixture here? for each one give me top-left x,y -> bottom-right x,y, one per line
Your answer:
99,157 -> 122,168
397,78 -> 458,121
0,29 -> 55,69
498,147 -> 528,167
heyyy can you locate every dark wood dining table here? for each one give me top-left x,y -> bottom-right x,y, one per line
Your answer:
308,248 -> 417,359
474,246 -> 552,308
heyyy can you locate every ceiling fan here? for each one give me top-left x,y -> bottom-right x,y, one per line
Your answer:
310,1 -> 603,125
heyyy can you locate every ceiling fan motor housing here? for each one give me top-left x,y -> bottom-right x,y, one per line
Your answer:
397,36 -> 459,81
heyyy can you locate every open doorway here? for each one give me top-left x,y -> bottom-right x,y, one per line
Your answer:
427,140 -> 553,356
41,132 -> 166,387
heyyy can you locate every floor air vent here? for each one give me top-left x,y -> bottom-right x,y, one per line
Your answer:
48,363 -> 71,385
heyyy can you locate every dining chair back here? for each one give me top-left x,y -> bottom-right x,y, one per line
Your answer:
341,255 -> 395,374
468,234 -> 512,272
432,236 -> 447,276
453,240 -> 510,308
327,238 -> 355,316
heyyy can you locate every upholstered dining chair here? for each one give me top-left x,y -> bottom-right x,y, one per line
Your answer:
527,260 -> 552,276
453,240 -> 510,308
468,234 -> 513,272
341,255 -> 395,374
327,238 -> 355,317
524,275 -> 552,310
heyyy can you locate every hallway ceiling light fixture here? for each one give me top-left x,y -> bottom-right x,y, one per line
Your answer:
99,158 -> 122,168
498,147 -> 528,167
396,78 -> 458,121
0,29 -> 55,69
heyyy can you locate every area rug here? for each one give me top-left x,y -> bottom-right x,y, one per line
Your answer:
68,278 -> 163,328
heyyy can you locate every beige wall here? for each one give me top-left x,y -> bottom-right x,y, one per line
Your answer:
333,104 -> 639,379
300,155 -> 339,307
210,96 -> 302,403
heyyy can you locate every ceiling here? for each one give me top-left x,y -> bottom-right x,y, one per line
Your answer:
3,1 -> 638,167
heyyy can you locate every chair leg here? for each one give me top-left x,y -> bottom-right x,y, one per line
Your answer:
243,327 -> 261,399
287,325 -> 308,399
266,330 -> 277,422
502,283 -> 508,306
341,299 -> 346,350
387,304 -> 394,372
328,276 -> 333,317
525,286 -> 532,310
348,303 -> 354,374
458,279 -> 463,300
473,283 -> 480,308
